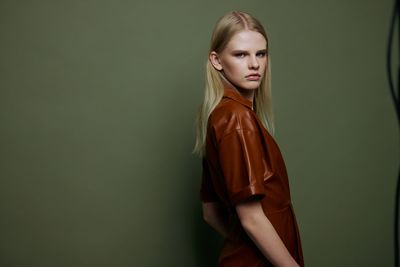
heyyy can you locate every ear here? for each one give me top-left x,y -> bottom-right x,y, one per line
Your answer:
209,51 -> 223,71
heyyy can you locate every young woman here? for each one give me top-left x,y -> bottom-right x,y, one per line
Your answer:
194,11 -> 305,267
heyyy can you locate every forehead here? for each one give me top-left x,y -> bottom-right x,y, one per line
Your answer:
225,30 -> 267,51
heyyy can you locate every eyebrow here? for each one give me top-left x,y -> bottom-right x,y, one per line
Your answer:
231,49 -> 268,53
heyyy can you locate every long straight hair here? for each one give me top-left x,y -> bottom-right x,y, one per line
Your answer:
194,11 -> 274,156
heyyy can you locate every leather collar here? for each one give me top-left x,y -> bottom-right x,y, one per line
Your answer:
223,83 -> 254,110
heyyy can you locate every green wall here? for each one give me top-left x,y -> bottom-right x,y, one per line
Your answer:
0,1 -> 398,266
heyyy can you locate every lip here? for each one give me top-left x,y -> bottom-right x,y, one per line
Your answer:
245,73 -> 261,81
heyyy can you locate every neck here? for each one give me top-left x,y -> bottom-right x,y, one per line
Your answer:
235,87 -> 255,102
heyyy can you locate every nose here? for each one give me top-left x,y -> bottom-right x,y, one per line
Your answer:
248,54 -> 259,69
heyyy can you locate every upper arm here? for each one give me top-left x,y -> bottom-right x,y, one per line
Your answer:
211,106 -> 269,206
218,127 -> 267,205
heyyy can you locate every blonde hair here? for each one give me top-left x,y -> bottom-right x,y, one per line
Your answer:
194,11 -> 274,156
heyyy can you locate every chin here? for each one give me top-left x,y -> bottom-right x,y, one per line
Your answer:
229,79 -> 260,91
240,82 -> 260,90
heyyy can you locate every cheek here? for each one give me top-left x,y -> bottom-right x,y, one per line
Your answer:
223,59 -> 243,74
263,58 -> 268,69
258,59 -> 267,73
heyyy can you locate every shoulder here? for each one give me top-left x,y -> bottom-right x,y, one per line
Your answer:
209,98 -> 258,138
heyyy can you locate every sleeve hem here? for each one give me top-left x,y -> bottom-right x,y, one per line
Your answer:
230,184 -> 265,206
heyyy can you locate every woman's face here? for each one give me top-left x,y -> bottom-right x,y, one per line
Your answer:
210,30 -> 268,92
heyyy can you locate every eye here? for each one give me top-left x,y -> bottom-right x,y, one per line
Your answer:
256,52 -> 267,57
234,53 -> 246,58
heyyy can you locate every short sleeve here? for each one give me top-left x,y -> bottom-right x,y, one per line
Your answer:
200,157 -> 219,202
218,129 -> 266,205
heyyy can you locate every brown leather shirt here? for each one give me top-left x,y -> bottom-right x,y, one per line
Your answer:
201,83 -> 304,267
